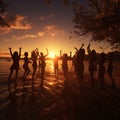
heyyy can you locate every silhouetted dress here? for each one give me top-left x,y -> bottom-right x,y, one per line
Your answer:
98,53 -> 106,88
107,53 -> 116,88
75,48 -> 85,88
62,54 -> 69,77
31,50 -> 38,78
10,54 -> 20,71
87,46 -> 97,87
53,56 -> 58,75
23,57 -> 30,72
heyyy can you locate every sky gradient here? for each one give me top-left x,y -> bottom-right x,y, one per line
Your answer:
0,0 -> 112,58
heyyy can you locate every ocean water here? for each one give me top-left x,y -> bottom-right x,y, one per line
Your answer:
1,58 -> 120,98
0,59 -> 89,80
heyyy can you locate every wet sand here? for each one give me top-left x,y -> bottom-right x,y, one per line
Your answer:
0,60 -> 120,120
0,70 -> 120,120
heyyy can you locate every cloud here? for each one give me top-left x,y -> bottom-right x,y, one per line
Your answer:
39,16 -> 45,21
39,14 -> 54,21
9,15 -> 31,30
0,27 -> 11,34
21,34 -> 37,39
11,34 -> 37,41
38,32 -> 45,37
44,25 -> 65,36
0,14 -> 32,35
45,25 -> 55,31
38,25 -> 65,37
46,14 -> 54,18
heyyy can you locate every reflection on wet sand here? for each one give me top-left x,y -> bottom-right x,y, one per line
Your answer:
0,60 -> 120,120
5,71 -> 66,120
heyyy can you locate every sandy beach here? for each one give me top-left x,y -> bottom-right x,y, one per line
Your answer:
0,59 -> 120,120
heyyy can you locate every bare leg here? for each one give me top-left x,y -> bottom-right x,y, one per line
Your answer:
26,69 -> 30,78
15,70 -> 18,90
23,70 -> 27,78
41,66 -> 45,79
108,73 -> 116,88
32,69 -> 36,78
32,68 -> 36,89
90,71 -> 94,87
8,70 -> 14,92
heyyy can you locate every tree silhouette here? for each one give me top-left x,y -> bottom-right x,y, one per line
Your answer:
0,0 -> 9,27
72,0 -> 120,49
43,0 -> 120,49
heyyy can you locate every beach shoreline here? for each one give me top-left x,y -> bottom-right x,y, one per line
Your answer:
0,59 -> 120,120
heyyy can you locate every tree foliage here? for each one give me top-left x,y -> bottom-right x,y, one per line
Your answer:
43,0 -> 120,49
0,0 -> 9,27
72,0 -> 120,49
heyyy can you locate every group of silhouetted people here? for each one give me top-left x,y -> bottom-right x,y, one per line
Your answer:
72,43 -> 116,90
8,47 -> 48,92
8,44 -> 116,94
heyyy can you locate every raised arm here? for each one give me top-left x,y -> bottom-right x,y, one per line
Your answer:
74,43 -> 84,52
70,51 -> 72,58
79,43 -> 84,50
87,43 -> 91,54
19,47 -> 21,57
44,48 -> 49,57
74,47 -> 79,52
36,48 -> 39,56
9,47 -> 12,57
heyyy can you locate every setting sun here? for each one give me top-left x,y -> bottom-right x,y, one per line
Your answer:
49,52 -> 55,58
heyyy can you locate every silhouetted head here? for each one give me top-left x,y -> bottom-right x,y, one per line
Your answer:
24,52 -> 28,57
13,51 -> 18,57
108,52 -> 114,58
108,52 -> 114,61
91,50 -> 96,56
79,48 -> 85,56
31,50 -> 36,58
77,48 -> 85,61
40,52 -> 43,56
101,52 -> 106,58
63,53 -> 68,58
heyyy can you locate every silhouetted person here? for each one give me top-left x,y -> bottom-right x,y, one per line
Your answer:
53,55 -> 59,76
62,53 -> 69,78
31,48 -> 39,79
8,47 -> 21,92
87,43 -> 97,87
70,51 -> 72,58
61,53 -> 69,88
23,52 -> 31,88
98,52 -> 106,89
23,52 -> 31,78
39,48 -> 49,88
74,43 -> 85,89
107,52 -> 116,88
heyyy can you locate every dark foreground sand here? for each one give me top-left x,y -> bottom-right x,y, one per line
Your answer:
0,69 -> 120,120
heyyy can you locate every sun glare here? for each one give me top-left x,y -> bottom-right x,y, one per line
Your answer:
49,52 -> 55,58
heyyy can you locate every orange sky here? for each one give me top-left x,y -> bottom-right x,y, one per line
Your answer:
0,0 -> 113,58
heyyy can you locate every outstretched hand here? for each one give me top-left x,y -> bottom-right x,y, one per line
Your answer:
81,43 -> 84,47
88,43 -> 90,48
9,47 -> 11,50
